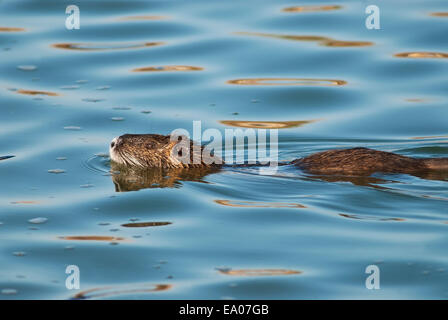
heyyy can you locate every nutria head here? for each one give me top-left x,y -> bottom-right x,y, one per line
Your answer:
109,134 -> 221,169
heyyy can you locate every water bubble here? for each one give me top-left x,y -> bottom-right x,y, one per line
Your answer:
48,169 -> 65,174
17,65 -> 37,71
60,85 -> 80,90
94,153 -> 109,158
63,126 -> 82,131
82,98 -> 104,103
96,86 -> 111,90
56,157 -> 67,160
1,288 -> 18,295
28,217 -> 48,224
111,117 -> 124,121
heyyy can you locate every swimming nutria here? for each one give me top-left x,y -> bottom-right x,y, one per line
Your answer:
110,134 -> 448,175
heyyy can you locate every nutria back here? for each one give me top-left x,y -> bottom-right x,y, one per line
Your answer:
293,147 -> 432,175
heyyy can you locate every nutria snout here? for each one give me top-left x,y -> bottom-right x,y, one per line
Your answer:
109,134 -> 448,175
109,134 -> 220,169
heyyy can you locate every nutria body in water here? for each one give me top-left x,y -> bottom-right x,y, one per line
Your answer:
292,147 -> 448,175
110,134 -> 448,175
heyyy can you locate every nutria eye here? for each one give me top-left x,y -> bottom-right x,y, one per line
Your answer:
111,142 -> 115,148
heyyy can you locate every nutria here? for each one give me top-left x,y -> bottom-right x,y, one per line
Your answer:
109,134 -> 448,176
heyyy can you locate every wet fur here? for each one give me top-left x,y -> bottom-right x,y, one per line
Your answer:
292,147 -> 448,175
110,134 -> 221,169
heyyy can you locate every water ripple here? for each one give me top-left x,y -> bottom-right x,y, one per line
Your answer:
282,5 -> 343,13
227,78 -> 347,86
132,65 -> 204,72
394,52 -> 448,59
52,42 -> 164,51
220,120 -> 317,129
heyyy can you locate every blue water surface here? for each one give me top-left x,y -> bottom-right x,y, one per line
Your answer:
0,0 -> 447,299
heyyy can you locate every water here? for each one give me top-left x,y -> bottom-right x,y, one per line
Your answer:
0,0 -> 447,299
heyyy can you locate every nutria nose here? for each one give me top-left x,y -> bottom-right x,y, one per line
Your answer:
110,137 -> 119,149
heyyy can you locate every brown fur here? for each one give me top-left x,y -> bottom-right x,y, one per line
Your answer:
292,147 -> 439,175
110,134 -> 221,169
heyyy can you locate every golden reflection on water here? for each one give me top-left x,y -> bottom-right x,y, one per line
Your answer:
0,27 -> 25,32
323,40 -> 373,47
430,12 -> 448,17
235,32 -> 373,48
235,32 -> 329,42
117,15 -> 167,21
52,42 -> 164,51
218,269 -> 302,276
60,236 -> 125,241
215,200 -> 306,208
227,78 -> 347,86
405,98 -> 430,103
10,201 -> 39,204
121,222 -> 172,228
220,120 -> 316,129
16,89 -> 59,96
132,65 -> 204,72
282,5 -> 342,12
394,52 -> 448,59
411,135 -> 448,140
72,284 -> 172,299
